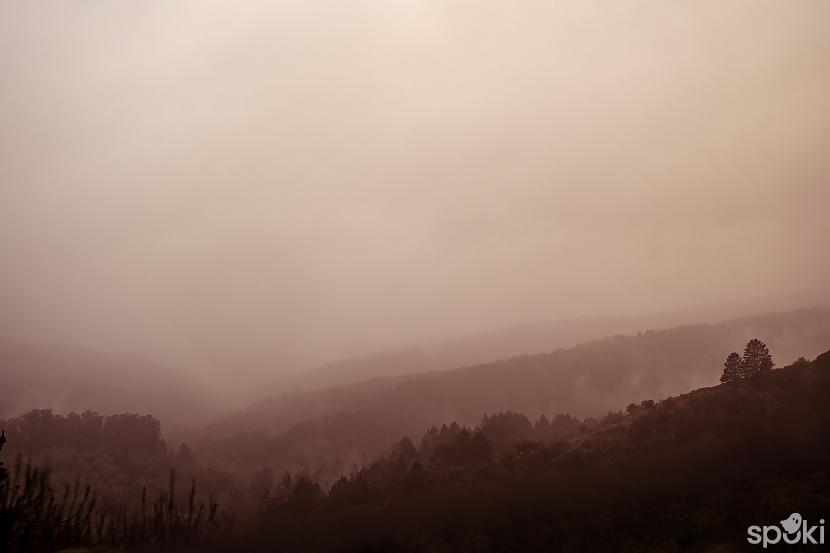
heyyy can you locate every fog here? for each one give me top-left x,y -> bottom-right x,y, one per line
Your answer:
2,0 -> 829,383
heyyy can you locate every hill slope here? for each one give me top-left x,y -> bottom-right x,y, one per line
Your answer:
277,298 -> 820,392
195,307 -> 830,481
248,350 -> 830,552
211,306 -> 830,440
0,342 -> 217,427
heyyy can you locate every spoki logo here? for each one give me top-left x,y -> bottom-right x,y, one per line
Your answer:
747,513 -> 825,548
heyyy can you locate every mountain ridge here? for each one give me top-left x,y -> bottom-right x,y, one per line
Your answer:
199,306 -> 830,475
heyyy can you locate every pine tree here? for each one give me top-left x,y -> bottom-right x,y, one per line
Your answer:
741,338 -> 774,378
0,430 -> 6,485
720,352 -> 742,383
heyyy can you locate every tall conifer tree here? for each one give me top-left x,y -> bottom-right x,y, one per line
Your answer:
720,352 -> 743,383
741,338 -> 774,378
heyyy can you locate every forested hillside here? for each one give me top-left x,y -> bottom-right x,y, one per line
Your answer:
238,350 -> 830,552
278,299 -> 806,392
3,347 -> 828,551
199,307 -> 830,476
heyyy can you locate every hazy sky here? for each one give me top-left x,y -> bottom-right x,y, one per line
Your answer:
2,1 -> 829,378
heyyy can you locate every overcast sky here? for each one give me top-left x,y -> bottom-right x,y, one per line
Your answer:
1,1 -> 829,379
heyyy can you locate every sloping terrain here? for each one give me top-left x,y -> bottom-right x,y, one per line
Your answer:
248,350 -> 830,552
210,306 -> 830,439
276,298 -> 817,392
0,342 -> 217,427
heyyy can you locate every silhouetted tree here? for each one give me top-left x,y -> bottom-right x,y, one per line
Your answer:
741,339 -> 774,378
481,412 -> 533,446
433,429 -> 492,466
720,352 -> 743,383
0,430 -> 6,485
177,443 -> 196,465
249,467 -> 274,497
548,414 -> 582,439
534,414 -> 551,434
390,437 -> 417,463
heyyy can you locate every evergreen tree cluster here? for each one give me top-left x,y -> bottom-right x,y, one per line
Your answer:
720,338 -> 774,383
